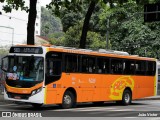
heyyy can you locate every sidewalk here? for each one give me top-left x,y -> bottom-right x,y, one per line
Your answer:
138,95 -> 160,100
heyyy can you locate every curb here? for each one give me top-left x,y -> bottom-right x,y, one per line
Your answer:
136,96 -> 160,101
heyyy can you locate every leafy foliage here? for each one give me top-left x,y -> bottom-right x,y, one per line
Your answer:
1,0 -> 28,13
99,1 -> 160,58
41,7 -> 62,36
50,21 -> 106,49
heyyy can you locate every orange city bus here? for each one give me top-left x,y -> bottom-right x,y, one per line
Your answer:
1,45 -> 157,109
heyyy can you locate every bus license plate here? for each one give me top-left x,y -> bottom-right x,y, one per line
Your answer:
14,96 -> 21,99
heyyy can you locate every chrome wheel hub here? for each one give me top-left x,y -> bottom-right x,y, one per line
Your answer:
124,93 -> 130,103
64,95 -> 71,105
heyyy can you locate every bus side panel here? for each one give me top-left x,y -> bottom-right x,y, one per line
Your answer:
132,76 -> 155,99
44,74 -> 156,104
44,84 -> 57,104
103,75 -> 134,101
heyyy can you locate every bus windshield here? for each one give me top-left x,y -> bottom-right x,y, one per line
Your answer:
6,56 -> 44,82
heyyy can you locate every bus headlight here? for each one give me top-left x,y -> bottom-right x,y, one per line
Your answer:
31,87 -> 42,96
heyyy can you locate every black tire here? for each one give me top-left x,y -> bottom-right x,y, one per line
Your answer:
122,89 -> 132,106
62,91 -> 76,109
31,103 -> 43,108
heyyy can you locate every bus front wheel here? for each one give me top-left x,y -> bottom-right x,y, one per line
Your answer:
122,89 -> 132,106
62,91 -> 76,109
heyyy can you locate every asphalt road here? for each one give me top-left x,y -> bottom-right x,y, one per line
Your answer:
0,100 -> 160,118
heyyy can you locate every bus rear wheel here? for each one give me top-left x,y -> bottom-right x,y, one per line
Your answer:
122,89 -> 132,106
62,91 -> 76,109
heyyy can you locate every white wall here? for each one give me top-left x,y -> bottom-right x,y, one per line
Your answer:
0,0 -> 41,47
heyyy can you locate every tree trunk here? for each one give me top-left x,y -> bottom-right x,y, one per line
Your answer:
27,0 -> 37,45
79,1 -> 97,49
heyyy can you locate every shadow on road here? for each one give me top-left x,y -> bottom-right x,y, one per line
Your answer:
4,101 -> 148,111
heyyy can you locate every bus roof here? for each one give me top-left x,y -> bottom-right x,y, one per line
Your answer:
14,44 -> 156,61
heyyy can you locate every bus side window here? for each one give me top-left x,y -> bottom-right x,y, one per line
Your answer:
146,61 -> 156,76
124,60 -> 135,75
97,58 -> 104,74
135,60 -> 146,75
65,54 -> 79,73
81,56 -> 95,73
111,59 -> 123,74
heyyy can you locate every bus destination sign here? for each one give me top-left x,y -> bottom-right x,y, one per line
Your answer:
10,47 -> 43,54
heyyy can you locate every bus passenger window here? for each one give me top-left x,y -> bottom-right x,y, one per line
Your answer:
146,61 -> 156,76
81,56 -> 95,73
111,59 -> 123,74
135,61 -> 146,75
65,54 -> 79,73
124,60 -> 135,75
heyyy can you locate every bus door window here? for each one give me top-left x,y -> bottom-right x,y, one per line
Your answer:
47,59 -> 62,76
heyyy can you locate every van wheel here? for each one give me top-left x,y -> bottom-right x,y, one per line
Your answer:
122,89 -> 132,105
62,91 -> 76,109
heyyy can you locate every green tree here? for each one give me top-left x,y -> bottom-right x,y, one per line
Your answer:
47,0 -> 107,48
41,7 -> 62,37
49,31 -> 65,45
99,1 -> 160,57
47,0 -> 155,49
51,21 -> 106,49
0,0 -> 37,45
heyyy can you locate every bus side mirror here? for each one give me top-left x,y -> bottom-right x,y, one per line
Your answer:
1,56 -> 8,72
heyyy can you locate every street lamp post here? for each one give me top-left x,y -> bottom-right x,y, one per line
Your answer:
0,26 -> 14,46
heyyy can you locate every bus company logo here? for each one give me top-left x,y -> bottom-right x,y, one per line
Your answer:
110,76 -> 134,99
2,112 -> 12,117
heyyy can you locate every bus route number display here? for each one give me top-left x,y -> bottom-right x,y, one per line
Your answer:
10,47 -> 43,54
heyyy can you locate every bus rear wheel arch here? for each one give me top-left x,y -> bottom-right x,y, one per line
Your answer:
61,89 -> 77,109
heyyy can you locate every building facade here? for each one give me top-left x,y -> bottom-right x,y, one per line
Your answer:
0,0 -> 41,47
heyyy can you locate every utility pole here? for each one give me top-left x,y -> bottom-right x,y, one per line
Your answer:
106,19 -> 109,49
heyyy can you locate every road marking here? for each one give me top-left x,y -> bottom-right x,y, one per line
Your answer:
74,107 -> 116,111
124,117 -> 138,119
54,107 -> 134,112
110,109 -> 133,111
54,107 -> 116,111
